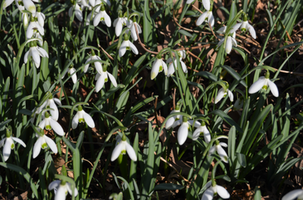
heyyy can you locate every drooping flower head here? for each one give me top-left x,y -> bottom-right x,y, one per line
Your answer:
150,54 -> 168,80
26,14 -> 44,39
192,120 -> 211,143
111,134 -> 137,161
24,41 -> 49,68
0,126 -> 26,161
166,100 -> 183,129
69,0 -> 83,21
209,139 -> 228,163
72,105 -> 95,129
167,50 -> 187,77
282,189 -> 303,200
95,64 -> 117,92
127,17 -> 141,41
201,180 -> 230,200
236,13 -> 256,39
113,11 -> 128,37
217,23 -> 241,54
195,0 -> 215,28
249,70 -> 279,97
39,111 -> 65,136
118,34 -> 138,57
215,86 -> 233,104
93,5 -> 111,27
33,127 -> 58,158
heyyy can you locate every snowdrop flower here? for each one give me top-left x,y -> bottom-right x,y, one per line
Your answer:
111,134 -> 137,161
23,13 -> 30,31
202,181 -> 230,200
43,95 -> 61,121
217,23 -> 241,54
0,127 -> 26,161
93,5 -> 111,27
150,55 -> 168,80
118,34 -> 138,57
72,105 -> 95,129
215,87 -> 233,104
4,0 -> 37,15
113,11 -> 127,37
95,65 -> 117,92
282,189 -> 303,200
167,50 -> 187,77
248,71 -> 279,97
67,66 -> 77,84
48,166 -> 78,200
69,0 -> 83,21
39,112 -> 65,136
84,51 -> 103,73
33,128 -> 58,158
209,140 -> 228,163
236,14 -> 256,39
24,41 -> 49,68
192,121 -> 211,143
166,101 -> 183,129
26,15 -> 44,39
127,18 -> 141,41
196,11 -> 215,28
35,6 -> 45,27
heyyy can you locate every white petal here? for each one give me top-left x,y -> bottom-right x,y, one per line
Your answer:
167,62 -> 175,77
23,0 -> 36,15
230,23 -> 242,33
162,61 -> 168,75
130,25 -> 138,41
192,127 -> 201,140
268,80 -> 279,97
53,98 -> 62,106
217,26 -> 227,34
249,76 -> 266,94
111,142 -> 124,161
231,37 -> 237,47
215,88 -> 226,104
83,111 -> 95,128
247,23 -> 256,39
217,144 -> 228,163
186,0 -> 194,4
69,68 -> 77,84
103,12 -> 111,27
55,185 -> 67,200
115,20 -> 123,36
3,138 -> 13,161
196,12 -> 208,26
26,23 -> 34,39
72,113 -> 79,129
48,180 -> 61,190
49,118 -> 65,136
95,72 -> 106,92
93,12 -> 102,26
33,137 -> 43,158
220,142 -> 228,147
49,100 -> 59,121
228,90 -> 234,102
24,50 -> 30,64
202,126 -> 211,143
44,135 -> 58,154
39,119 -> 46,129
202,0 -> 210,10
209,146 -> 216,156
129,42 -> 138,55
225,36 -> 233,54
125,142 -> 137,161
3,0 -> 14,9
202,188 -> 214,200
166,117 -> 175,129
151,59 -> 161,80
11,137 -> 26,147
216,185 -> 230,199
180,61 -> 188,73
282,189 -> 303,200
68,7 -> 73,17
37,47 -> 48,58
208,12 -> 215,27
0,138 -> 5,147
217,38 -> 225,48
66,182 -> 78,197
107,72 -> 117,87
31,47 -> 41,68
177,123 -> 189,145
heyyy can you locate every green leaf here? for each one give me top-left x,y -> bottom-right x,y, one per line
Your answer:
178,29 -> 193,37
153,183 -> 184,190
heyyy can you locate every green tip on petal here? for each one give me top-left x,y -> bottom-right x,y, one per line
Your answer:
11,143 -> 15,149
42,142 -> 48,149
151,72 -> 156,80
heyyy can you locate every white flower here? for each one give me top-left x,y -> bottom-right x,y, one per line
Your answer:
111,135 -> 137,161
43,97 -> 61,121
217,23 -> 241,54
67,67 -> 77,84
95,69 -> 117,92
119,38 -> 138,57
196,11 -> 214,28
192,123 -> 211,143
33,131 -> 58,158
0,134 -> 26,161
202,182 -> 230,200
202,0 -> 210,10
236,20 -> 256,39
3,0 -> 37,15
39,112 -> 65,136
84,54 -> 102,73
127,20 -> 141,41
215,88 -> 233,104
248,76 -> 279,97
167,50 -> 187,77
113,16 -> 127,37
24,45 -> 49,68
26,20 -> 44,39
209,142 -> 228,163
68,3 -> 83,21
35,6 -> 46,27
282,189 -> 303,200
150,58 -> 168,80
165,109 -> 182,129
72,106 -> 95,129
48,180 -> 78,200
93,6 -> 111,27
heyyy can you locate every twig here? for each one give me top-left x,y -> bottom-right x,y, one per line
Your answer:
98,44 -> 114,60
134,24 -> 158,54
173,15 -> 209,34
192,4 -> 203,14
154,151 -> 190,183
